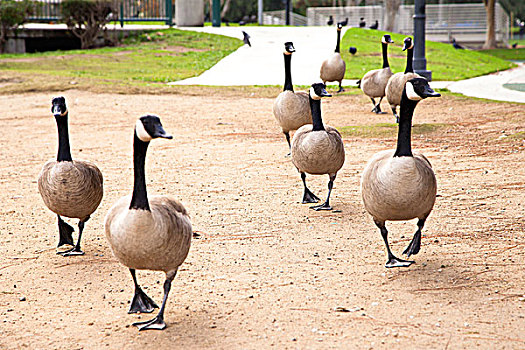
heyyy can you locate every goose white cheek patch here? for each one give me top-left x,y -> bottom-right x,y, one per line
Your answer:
309,87 -> 322,100
135,119 -> 152,142
406,82 -> 423,101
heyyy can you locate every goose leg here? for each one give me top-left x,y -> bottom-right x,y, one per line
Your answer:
373,97 -> 386,114
284,132 -> 291,156
370,97 -> 377,112
403,218 -> 426,257
56,215 -> 74,248
301,172 -> 320,203
337,81 -> 344,93
375,220 -> 414,268
391,106 -> 399,123
311,174 -> 336,211
59,216 -> 89,256
128,269 -> 158,314
133,269 -> 177,331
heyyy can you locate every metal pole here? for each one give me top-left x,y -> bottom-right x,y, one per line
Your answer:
285,0 -> 290,25
258,0 -> 263,25
413,0 -> 432,81
212,0 -> 221,27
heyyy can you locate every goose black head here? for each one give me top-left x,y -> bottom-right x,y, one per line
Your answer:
405,77 -> 441,101
382,34 -> 394,44
337,22 -> 343,30
135,115 -> 173,142
402,37 -> 414,51
51,96 -> 67,117
309,83 -> 332,100
284,41 -> 295,54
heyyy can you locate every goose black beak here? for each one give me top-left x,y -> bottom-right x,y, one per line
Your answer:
422,86 -> 441,98
152,125 -> 173,139
320,88 -> 332,97
52,105 -> 66,117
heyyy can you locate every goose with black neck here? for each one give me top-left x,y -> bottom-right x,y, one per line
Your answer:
320,23 -> 346,93
38,96 -> 103,256
385,37 -> 422,122
361,77 -> 440,268
273,42 -> 311,154
291,83 -> 345,211
358,34 -> 395,114
105,115 -> 192,331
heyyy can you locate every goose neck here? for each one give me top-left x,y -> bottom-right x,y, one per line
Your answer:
394,91 -> 419,157
382,42 -> 390,68
309,96 -> 325,131
335,30 -> 341,53
55,114 -> 72,162
283,53 -> 294,92
404,47 -> 414,73
130,133 -> 151,211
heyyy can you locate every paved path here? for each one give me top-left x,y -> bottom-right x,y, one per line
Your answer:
170,26 -> 525,103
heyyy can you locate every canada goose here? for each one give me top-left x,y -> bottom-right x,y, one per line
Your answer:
358,34 -> 394,114
273,42 -> 311,153
451,38 -> 464,50
327,15 -> 334,26
242,31 -> 251,47
369,20 -> 379,30
359,18 -> 366,27
320,23 -> 346,93
38,96 -> 103,256
361,77 -> 440,268
385,37 -> 421,122
105,115 -> 192,331
339,17 -> 348,26
291,83 -> 345,211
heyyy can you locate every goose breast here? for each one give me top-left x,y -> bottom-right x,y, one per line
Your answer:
273,91 -> 311,132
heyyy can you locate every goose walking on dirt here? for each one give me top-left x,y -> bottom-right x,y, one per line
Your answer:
385,37 -> 421,122
320,23 -> 346,93
361,78 -> 440,268
291,83 -> 345,211
357,34 -> 394,114
38,96 -> 103,256
105,115 -> 192,331
273,41 -> 311,153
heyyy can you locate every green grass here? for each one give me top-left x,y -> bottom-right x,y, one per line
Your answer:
0,29 -> 242,87
508,131 -> 525,139
338,122 -> 448,138
480,48 -> 525,61
341,28 -> 515,81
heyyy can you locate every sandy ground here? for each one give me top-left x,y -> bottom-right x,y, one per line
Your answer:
0,89 -> 524,349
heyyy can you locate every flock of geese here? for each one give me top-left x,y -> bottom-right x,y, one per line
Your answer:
36,27 -> 440,331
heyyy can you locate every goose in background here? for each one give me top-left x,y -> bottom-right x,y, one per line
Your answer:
327,15 -> 334,26
38,96 -> 103,256
339,17 -> 348,27
105,115 -> 191,331
451,38 -> 464,50
348,46 -> 357,55
369,20 -> 379,29
273,42 -> 311,153
291,83 -> 345,211
385,37 -> 421,122
357,34 -> 394,114
361,77 -> 440,268
320,23 -> 346,93
242,31 -> 251,47
359,17 -> 366,27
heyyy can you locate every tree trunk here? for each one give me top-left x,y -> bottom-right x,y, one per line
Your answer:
221,0 -> 231,18
482,0 -> 497,49
384,0 -> 401,32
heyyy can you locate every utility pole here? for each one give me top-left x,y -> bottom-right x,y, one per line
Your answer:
258,0 -> 263,25
413,0 -> 432,80
212,0 -> 221,27
285,0 -> 290,25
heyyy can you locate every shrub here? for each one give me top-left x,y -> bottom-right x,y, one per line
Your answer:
0,0 -> 34,53
61,0 -> 118,49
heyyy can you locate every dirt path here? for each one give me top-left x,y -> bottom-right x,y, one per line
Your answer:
0,90 -> 524,349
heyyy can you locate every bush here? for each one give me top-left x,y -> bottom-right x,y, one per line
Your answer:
61,0 -> 118,49
0,0 -> 34,53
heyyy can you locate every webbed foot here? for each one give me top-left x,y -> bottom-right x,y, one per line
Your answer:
302,190 -> 320,203
133,315 -> 166,331
58,246 -> 85,256
385,256 -> 414,268
310,202 -> 332,211
129,287 -> 158,314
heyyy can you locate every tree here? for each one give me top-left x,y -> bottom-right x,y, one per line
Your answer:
61,0 -> 118,49
483,0 -> 497,49
384,0 -> 401,32
0,0 -> 33,53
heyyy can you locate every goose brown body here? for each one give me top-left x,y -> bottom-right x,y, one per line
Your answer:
273,90 -> 311,133
292,125 -> 345,176
361,150 -> 436,222
386,72 -> 420,110
105,195 -> 192,272
38,160 -> 103,221
362,67 -> 393,99
320,53 -> 346,85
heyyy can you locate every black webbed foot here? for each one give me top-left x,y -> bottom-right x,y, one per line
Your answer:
129,287 -> 159,314
57,246 -> 85,256
403,231 -> 422,257
133,315 -> 166,331
385,256 -> 415,268
57,216 -> 74,247
302,190 -> 320,203
310,202 -> 332,211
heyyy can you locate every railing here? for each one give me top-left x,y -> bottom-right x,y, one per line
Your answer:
306,6 -> 384,28
28,0 -> 174,25
263,10 -> 307,26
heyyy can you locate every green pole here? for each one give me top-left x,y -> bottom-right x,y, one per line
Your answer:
212,0 -> 221,27
166,0 -> 173,26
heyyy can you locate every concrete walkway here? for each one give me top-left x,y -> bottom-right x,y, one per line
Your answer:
170,26 -> 525,103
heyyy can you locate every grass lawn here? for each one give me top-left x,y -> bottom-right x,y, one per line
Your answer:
0,29 -> 242,93
340,28 -> 515,81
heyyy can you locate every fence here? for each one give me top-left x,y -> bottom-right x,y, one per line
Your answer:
306,3 -> 510,45
263,10 -> 307,26
29,0 -> 174,25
